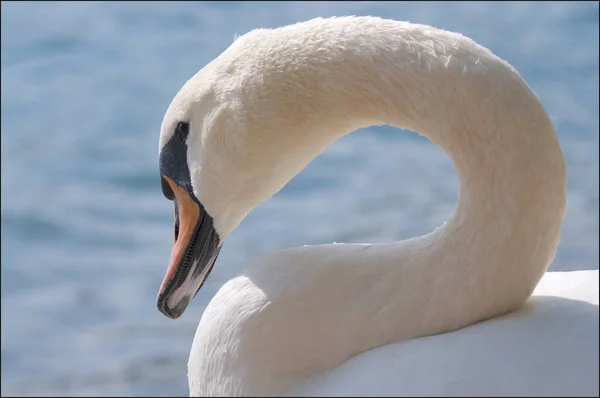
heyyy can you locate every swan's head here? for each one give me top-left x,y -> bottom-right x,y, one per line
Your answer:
156,64 -> 234,319
155,47 -> 322,319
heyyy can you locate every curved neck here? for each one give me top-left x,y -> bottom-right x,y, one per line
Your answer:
297,62 -> 566,348
319,57 -> 567,338
234,30 -> 567,328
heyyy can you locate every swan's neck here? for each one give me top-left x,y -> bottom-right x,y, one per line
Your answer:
236,30 -> 567,330
190,20 -> 566,396
333,67 -> 565,341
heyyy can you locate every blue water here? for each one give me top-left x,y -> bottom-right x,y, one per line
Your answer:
1,1 -> 598,396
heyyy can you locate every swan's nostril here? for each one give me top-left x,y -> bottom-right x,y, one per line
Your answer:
174,198 -> 180,242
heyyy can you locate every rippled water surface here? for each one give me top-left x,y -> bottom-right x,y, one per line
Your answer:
1,1 -> 598,396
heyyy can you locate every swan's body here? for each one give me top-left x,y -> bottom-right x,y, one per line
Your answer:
154,17 -> 599,397
284,270 -> 599,397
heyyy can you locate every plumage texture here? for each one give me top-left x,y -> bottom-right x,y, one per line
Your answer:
157,16 -> 598,397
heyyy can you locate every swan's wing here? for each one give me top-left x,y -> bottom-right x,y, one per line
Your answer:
287,270 -> 599,397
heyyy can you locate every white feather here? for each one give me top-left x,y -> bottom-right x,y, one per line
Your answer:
157,16 -> 599,397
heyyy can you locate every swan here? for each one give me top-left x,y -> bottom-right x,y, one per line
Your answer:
155,16 -> 599,397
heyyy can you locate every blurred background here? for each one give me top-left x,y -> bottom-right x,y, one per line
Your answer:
1,1 -> 598,396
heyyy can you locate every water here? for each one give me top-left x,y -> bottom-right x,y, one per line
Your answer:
1,1 -> 598,396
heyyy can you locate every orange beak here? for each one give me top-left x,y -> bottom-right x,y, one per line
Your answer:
157,175 -> 221,319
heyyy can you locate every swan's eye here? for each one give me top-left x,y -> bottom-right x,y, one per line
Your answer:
177,122 -> 190,140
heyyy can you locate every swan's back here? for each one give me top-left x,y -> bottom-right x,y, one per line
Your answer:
286,270 -> 599,397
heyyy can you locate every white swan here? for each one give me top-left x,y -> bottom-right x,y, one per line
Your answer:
155,16 -> 599,397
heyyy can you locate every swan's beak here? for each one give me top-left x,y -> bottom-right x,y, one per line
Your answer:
157,175 -> 221,319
